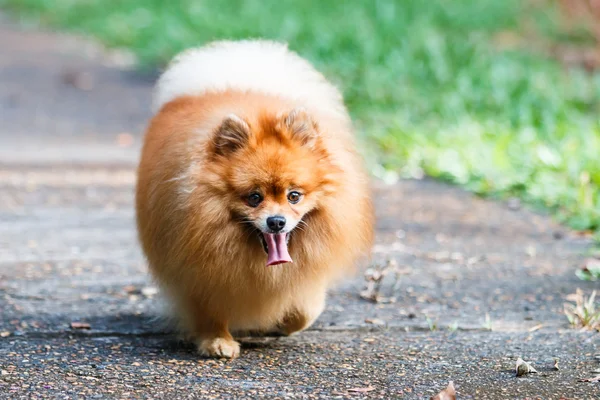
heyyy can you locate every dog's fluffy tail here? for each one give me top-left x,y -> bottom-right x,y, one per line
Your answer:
152,40 -> 345,117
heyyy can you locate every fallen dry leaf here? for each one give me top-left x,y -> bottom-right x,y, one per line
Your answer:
578,258 -> 600,281
583,258 -> 600,268
359,259 -> 403,304
62,70 -> 94,90
574,230 -> 595,238
516,357 -> 538,377
525,245 -> 537,258
364,318 -> 385,325
554,358 -> 560,371
70,322 -> 91,330
579,375 -> 600,382
430,381 -> 456,400
347,386 -> 375,393
123,285 -> 139,294
116,133 -> 134,147
528,324 -> 544,332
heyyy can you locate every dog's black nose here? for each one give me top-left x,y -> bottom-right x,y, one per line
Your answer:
266,216 -> 286,232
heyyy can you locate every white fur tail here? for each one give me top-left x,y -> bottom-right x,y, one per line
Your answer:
152,40 -> 345,116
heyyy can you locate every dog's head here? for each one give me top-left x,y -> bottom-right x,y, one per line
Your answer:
208,108 -> 341,266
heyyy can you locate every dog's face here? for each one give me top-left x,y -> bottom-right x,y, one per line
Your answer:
209,109 -> 339,265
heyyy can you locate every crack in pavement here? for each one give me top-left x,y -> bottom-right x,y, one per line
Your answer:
0,325 -> 494,340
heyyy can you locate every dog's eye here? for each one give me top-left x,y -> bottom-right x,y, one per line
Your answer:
287,191 -> 302,204
247,192 -> 263,207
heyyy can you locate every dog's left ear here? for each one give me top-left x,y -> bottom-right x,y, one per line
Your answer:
280,108 -> 319,149
212,114 -> 251,155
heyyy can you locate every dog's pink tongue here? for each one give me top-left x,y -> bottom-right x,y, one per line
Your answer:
263,233 -> 292,266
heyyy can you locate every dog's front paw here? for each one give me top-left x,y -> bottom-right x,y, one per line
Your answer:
197,337 -> 240,359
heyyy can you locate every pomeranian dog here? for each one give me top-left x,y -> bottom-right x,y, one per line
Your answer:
136,40 -> 373,358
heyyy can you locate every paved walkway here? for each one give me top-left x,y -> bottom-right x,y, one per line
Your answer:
0,17 -> 598,399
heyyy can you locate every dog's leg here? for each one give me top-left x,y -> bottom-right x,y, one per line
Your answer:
278,287 -> 326,336
189,314 -> 240,358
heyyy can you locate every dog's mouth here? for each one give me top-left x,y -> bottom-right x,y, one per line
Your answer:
258,232 -> 292,266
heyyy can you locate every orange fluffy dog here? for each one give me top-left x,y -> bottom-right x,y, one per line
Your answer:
136,40 -> 373,358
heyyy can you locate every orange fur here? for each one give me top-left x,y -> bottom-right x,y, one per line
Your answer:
136,88 -> 374,358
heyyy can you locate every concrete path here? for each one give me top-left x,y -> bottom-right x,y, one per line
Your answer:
0,17 -> 598,399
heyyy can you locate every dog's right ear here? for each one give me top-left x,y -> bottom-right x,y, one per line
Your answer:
212,114 -> 251,155
278,108 -> 319,149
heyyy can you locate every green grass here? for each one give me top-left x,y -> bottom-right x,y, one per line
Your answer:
3,0 -> 600,231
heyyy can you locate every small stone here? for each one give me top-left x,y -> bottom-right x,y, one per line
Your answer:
348,386 -> 375,393
507,197 -> 521,210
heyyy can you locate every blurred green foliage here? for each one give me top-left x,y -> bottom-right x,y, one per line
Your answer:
3,0 -> 600,231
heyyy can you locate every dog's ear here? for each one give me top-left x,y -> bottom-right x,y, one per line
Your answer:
212,114 -> 251,155
280,108 -> 318,149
